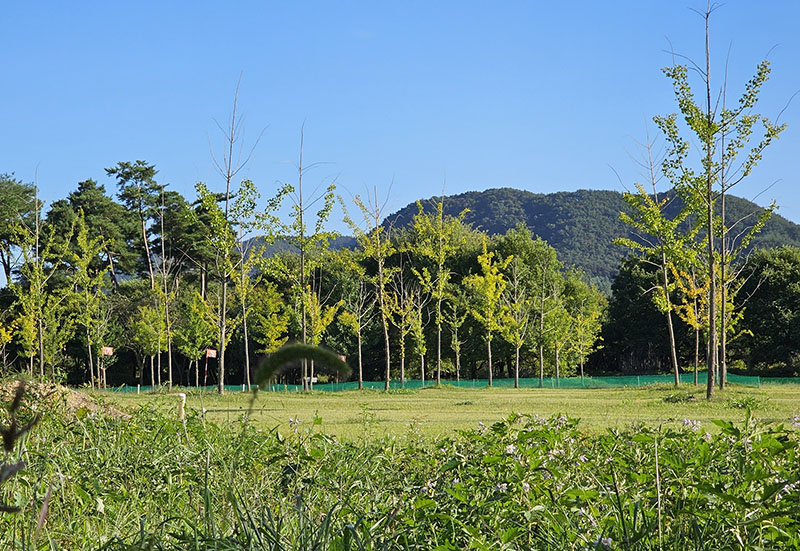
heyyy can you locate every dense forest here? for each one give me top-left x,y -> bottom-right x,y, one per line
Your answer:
2,165 -> 799,391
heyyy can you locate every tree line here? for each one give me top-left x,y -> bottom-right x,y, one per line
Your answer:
0,167 -> 608,392
1,159 -> 797,392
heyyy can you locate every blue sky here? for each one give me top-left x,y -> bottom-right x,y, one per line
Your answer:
2,1 -> 799,232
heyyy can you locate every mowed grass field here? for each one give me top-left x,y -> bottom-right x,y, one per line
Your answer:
102,382 -> 800,439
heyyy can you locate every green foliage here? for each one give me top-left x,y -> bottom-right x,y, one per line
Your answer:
174,291 -> 217,362
130,304 -> 167,359
71,210 -> 112,366
45,179 -> 139,282
735,247 -> 800,373
303,286 -> 342,347
410,200 -> 469,377
464,239 -> 510,342
251,282 -> 290,355
0,174 -> 36,283
9,204 -> 76,377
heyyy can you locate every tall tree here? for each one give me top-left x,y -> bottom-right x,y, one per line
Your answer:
616,131 -> 698,387
195,182 -> 237,392
46,179 -> 138,285
408,286 -> 430,386
230,180 -> 261,390
656,3 -> 785,397
501,258 -> 533,388
131,304 -> 167,387
70,210 -> 111,388
411,200 -> 467,385
342,187 -> 396,390
106,161 -> 160,288
562,270 -> 606,380
11,186 -> 75,377
207,78 -> 263,394
282,127 -> 336,389
443,287 -> 468,382
390,256 -> 416,389
341,258 -> 376,390
0,174 -> 36,285
498,226 -> 561,387
463,238 -> 510,387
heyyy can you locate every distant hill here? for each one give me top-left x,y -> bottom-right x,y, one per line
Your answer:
383,188 -> 800,292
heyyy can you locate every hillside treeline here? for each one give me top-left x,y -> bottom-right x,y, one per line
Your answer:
0,170 -> 798,389
386,188 -> 800,293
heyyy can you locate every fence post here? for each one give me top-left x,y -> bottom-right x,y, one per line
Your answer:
177,393 -> 186,423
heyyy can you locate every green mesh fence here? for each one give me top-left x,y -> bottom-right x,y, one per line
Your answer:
103,372 -> 780,393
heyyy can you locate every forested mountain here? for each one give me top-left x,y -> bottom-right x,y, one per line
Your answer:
384,188 -> 800,291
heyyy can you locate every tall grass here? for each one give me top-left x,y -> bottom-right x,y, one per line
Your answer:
1,386 -> 799,549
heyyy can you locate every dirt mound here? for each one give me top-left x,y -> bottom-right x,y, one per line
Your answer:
0,380 -> 130,420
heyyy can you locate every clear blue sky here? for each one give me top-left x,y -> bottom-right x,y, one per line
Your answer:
3,1 -> 799,231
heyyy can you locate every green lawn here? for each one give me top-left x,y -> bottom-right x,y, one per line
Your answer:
101,382 -> 800,439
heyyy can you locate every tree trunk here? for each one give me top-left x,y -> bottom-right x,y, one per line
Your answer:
357,330 -> 363,390
86,327 -> 95,390
704,10 -> 717,400
140,215 -> 155,290
150,355 -> 155,388
436,313 -> 442,386
0,253 -> 10,285
157,334 -> 162,387
400,347 -> 405,390
106,251 -> 120,289
694,328 -> 699,386
378,261 -> 391,391
555,342 -> 560,387
38,317 -> 44,377
514,346 -> 520,388
538,343 -> 545,388
167,338 -> 173,390
720,193 -> 727,391
420,354 -> 425,387
661,258 -> 680,387
243,299 -> 251,390
455,339 -> 461,382
487,334 -> 493,387
218,279 -> 227,394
